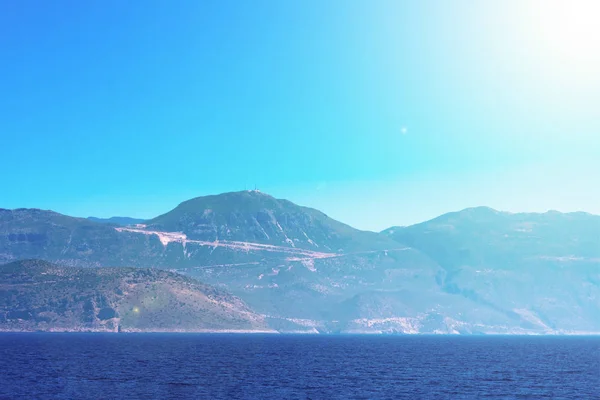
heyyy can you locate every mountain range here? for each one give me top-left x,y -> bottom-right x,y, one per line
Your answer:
1,191 -> 599,334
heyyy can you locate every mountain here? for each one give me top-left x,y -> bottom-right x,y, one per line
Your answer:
0,194 -> 439,332
383,207 -> 600,268
146,190 -> 395,252
382,207 -> 600,333
2,196 -> 599,334
0,259 -> 270,332
87,216 -> 146,226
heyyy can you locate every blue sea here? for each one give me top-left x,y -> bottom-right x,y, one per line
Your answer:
0,334 -> 598,399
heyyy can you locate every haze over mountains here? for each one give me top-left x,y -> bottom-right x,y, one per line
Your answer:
1,191 -> 599,334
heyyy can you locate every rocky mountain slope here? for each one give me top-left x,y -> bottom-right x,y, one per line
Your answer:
382,208 -> 600,333
0,208 -> 167,268
1,194 -> 599,334
0,259 -> 269,332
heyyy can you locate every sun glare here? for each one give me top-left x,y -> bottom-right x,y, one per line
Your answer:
532,0 -> 600,64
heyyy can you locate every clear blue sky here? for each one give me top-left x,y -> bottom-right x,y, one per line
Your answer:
1,1 -> 599,231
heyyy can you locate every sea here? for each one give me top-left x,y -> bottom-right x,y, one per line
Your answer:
0,334 -> 598,399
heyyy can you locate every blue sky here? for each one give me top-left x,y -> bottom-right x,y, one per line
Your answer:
1,1 -> 599,231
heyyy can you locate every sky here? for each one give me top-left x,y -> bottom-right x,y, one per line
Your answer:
1,1 -> 599,231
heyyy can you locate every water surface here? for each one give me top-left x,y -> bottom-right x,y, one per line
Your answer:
1,334 -> 598,399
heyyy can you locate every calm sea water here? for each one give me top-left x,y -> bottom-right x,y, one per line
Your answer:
0,334 -> 598,399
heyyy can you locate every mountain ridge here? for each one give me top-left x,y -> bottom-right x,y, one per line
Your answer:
4,199 -> 599,234
1,192 -> 599,334
144,190 -> 397,252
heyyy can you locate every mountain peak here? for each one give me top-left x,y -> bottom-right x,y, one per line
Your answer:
180,189 -> 275,204
458,206 -> 502,215
144,191 -> 394,252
